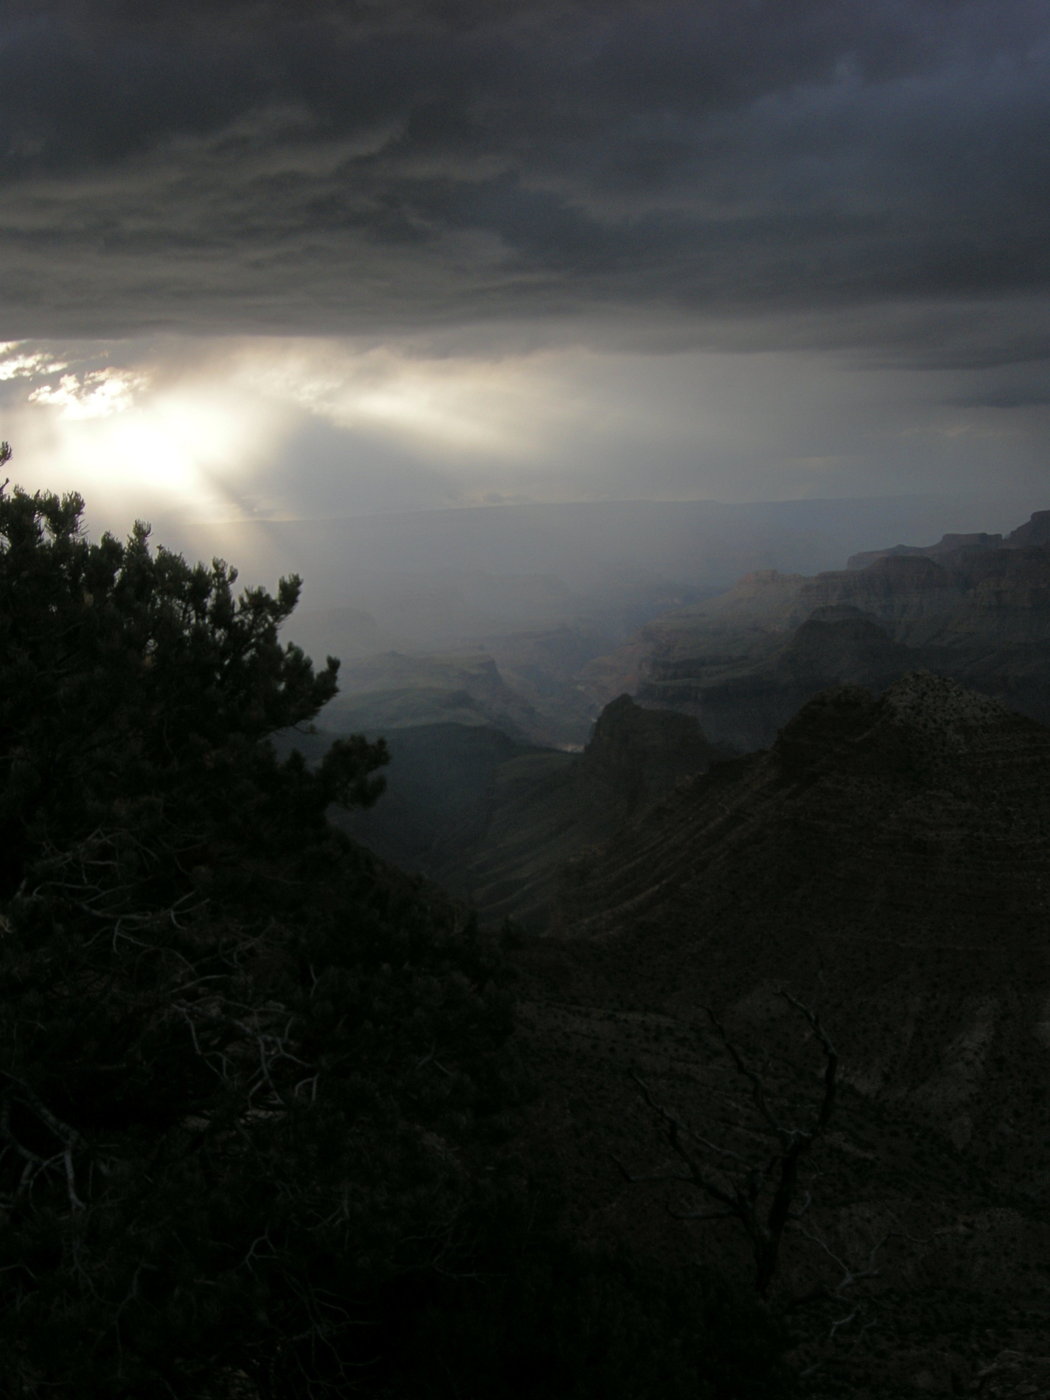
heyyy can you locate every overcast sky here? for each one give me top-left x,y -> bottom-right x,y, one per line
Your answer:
2,0 -> 1049,536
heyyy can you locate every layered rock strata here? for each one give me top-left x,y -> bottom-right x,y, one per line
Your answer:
612,510 -> 1050,751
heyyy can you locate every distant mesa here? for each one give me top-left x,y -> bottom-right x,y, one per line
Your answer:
846,530 -> 1004,570
587,506 -> 1050,754
1005,506 -> 1050,548
845,509 -> 1050,568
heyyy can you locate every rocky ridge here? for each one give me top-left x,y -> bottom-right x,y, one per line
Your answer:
557,673 -> 1050,1136
336,694 -> 715,930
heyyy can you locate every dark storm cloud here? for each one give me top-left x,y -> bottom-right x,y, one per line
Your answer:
2,0 -> 1049,363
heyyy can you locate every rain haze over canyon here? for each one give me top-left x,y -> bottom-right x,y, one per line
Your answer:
4,3 -> 1050,1395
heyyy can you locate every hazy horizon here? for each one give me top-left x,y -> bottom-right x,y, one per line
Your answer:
2,1 -> 1048,554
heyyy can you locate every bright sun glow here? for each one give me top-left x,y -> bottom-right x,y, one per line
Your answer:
6,337 -> 558,516
5,348 -> 291,522
4,335 -> 610,530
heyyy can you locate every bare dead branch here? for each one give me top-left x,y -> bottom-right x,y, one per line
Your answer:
0,1077 -> 92,1209
627,993 -> 841,1301
703,1007 -> 787,1141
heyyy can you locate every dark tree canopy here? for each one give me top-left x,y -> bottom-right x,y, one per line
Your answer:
0,470 -> 387,900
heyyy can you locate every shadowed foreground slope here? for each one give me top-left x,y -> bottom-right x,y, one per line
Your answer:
507,674 -> 1050,1395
